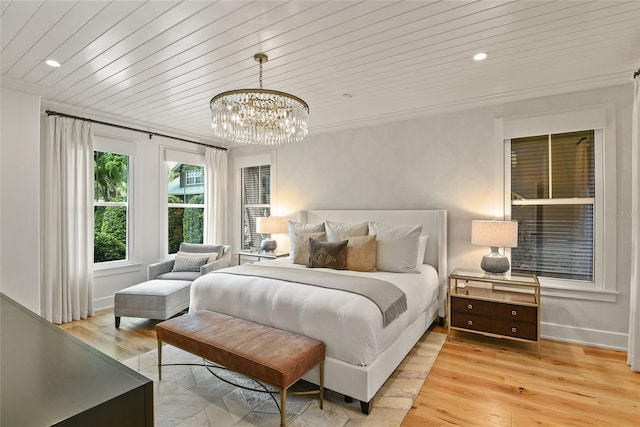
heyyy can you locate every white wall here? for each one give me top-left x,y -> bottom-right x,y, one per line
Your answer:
0,87 -> 41,313
229,84 -> 634,350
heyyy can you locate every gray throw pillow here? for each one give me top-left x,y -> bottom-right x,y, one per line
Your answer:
172,254 -> 210,272
307,238 -> 348,270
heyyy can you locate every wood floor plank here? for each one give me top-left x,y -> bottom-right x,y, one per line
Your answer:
404,328 -> 640,426
58,309 -> 640,426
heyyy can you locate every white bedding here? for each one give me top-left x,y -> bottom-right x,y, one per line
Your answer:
189,258 -> 439,366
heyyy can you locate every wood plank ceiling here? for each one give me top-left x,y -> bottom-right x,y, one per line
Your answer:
2,0 -> 639,145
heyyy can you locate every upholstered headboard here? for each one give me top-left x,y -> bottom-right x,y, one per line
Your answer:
298,209 -> 448,318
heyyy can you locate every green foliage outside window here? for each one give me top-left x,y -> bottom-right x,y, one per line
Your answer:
94,152 -> 128,263
168,195 -> 184,254
184,195 -> 204,244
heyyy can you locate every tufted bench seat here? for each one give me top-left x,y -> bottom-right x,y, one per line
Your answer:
156,311 -> 325,426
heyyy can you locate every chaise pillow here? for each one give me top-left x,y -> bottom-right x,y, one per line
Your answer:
288,221 -> 325,259
324,220 -> 368,242
344,234 -> 377,272
172,254 -> 210,272
368,222 -> 422,273
293,232 -> 326,265
176,251 -> 219,264
307,238 -> 348,270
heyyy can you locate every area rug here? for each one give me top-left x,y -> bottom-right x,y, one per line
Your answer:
122,330 -> 446,427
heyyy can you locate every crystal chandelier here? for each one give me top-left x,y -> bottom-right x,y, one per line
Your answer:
210,54 -> 309,145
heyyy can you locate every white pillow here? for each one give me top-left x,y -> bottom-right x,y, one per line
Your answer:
325,220 -> 368,242
368,222 -> 422,273
288,221 -> 325,259
416,235 -> 429,265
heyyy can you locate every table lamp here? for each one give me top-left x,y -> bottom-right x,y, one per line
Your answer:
471,220 -> 518,274
256,216 -> 284,252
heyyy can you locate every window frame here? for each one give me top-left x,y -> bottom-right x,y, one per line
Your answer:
498,105 -> 617,302
93,133 -> 136,270
234,153 -> 276,254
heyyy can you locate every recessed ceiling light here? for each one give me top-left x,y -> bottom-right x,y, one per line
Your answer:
45,59 -> 61,67
473,52 -> 488,61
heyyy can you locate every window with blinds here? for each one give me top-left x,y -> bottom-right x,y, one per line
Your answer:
510,130 -> 595,282
241,165 -> 271,250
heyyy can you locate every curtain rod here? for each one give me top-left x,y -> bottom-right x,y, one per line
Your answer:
45,110 -> 227,151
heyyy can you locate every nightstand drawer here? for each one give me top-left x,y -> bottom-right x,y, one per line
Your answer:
451,312 -> 537,341
451,296 -> 537,322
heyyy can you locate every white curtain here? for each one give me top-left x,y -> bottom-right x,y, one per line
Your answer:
41,116 -> 94,324
205,147 -> 228,244
630,73 -> 640,371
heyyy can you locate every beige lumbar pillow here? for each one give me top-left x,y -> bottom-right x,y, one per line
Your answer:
344,234 -> 377,272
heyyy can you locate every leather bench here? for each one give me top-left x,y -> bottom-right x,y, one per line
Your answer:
156,311 -> 325,426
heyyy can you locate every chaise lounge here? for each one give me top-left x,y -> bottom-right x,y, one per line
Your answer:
114,243 -> 231,328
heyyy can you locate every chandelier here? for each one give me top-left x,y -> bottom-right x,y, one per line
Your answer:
210,53 -> 309,145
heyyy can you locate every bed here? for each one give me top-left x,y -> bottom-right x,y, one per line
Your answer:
189,209 -> 447,413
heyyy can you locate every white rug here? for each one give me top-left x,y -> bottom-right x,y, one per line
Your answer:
122,331 -> 446,427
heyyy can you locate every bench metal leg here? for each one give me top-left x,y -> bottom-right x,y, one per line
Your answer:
319,361 -> 324,410
157,340 -> 162,381
280,388 -> 286,426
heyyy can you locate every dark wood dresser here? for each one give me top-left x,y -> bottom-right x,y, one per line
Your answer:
447,269 -> 540,354
1,293 -> 153,426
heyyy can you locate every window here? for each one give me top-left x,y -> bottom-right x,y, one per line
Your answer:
501,105 -> 617,300
510,130 -> 595,281
241,164 -> 271,250
94,151 -> 129,263
167,163 -> 204,254
186,169 -> 203,185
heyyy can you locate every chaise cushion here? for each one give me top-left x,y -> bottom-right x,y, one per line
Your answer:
114,279 -> 192,320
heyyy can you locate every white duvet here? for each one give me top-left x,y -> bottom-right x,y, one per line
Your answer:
189,258 -> 439,366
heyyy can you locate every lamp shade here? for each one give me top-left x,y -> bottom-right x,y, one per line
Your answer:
471,220 -> 518,248
256,216 -> 284,234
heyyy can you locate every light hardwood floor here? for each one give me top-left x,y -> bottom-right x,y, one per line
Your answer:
60,309 -> 640,426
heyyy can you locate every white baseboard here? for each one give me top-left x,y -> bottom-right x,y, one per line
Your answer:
94,296 -> 114,312
541,321 -> 628,351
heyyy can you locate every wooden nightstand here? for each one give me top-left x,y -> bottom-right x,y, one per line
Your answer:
448,268 -> 540,355
235,250 -> 289,265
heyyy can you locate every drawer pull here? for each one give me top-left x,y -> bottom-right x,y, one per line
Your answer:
511,327 -> 517,333
511,310 -> 517,316
468,320 -> 473,326
467,304 -> 473,310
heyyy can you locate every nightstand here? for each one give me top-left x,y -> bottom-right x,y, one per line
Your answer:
448,268 -> 540,355
236,250 -> 289,264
